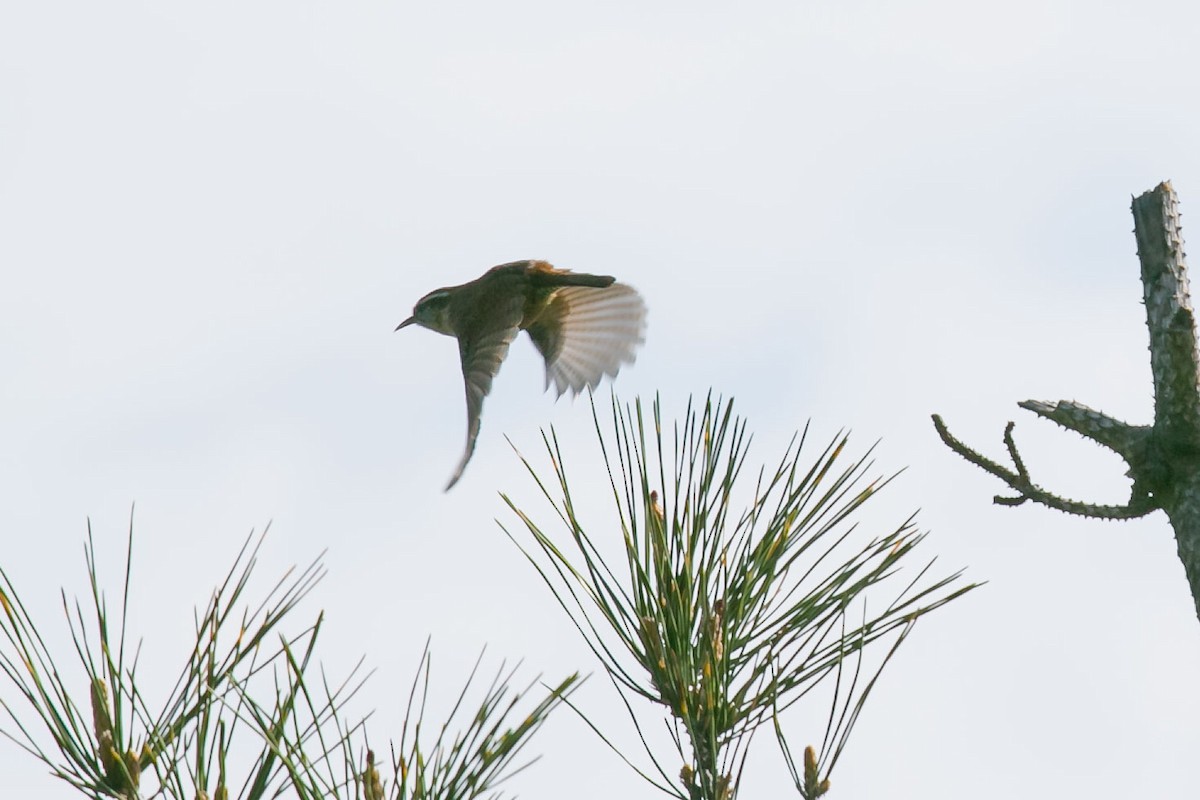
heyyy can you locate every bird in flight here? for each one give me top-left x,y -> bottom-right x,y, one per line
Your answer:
396,259 -> 647,490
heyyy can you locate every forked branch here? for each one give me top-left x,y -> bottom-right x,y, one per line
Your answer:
931,414 -> 1156,520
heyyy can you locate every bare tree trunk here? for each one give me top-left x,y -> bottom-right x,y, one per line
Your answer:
1134,183 -> 1200,620
933,182 -> 1200,622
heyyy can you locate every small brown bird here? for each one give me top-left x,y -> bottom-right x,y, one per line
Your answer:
396,259 -> 647,490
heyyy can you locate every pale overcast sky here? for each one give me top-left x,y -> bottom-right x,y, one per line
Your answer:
3,2 -> 1200,798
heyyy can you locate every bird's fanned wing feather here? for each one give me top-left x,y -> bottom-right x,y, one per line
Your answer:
528,283 -> 647,396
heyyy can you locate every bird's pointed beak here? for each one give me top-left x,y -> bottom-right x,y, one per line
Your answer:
395,316 -> 416,331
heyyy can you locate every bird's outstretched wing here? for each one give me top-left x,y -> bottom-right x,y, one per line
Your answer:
527,283 -> 647,396
445,293 -> 525,490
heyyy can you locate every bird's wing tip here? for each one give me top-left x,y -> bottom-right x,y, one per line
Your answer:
444,460 -> 467,491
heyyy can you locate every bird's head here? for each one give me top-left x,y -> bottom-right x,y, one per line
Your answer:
395,289 -> 455,336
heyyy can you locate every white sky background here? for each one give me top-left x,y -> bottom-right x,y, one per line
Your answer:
3,1 -> 1200,797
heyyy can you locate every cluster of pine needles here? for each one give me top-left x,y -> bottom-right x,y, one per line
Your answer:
0,394 -> 973,800
503,394 -> 974,799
